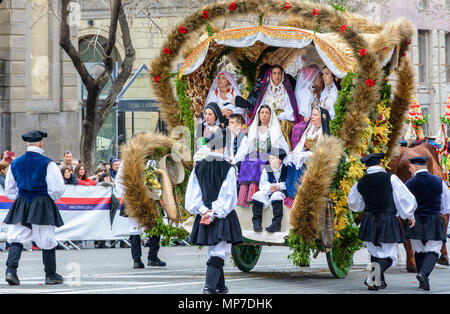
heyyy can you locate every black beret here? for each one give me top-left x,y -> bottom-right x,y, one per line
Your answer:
360,153 -> 384,167
409,156 -> 428,165
21,130 -> 47,143
268,147 -> 287,161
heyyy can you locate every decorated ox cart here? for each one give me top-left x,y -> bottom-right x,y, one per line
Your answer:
120,0 -> 417,278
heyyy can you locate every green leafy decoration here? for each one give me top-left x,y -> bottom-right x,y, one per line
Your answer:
175,77 -> 195,152
330,72 -> 358,136
144,215 -> 190,246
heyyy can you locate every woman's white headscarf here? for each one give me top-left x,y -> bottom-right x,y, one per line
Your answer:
294,65 -> 321,118
247,104 -> 290,155
205,71 -> 242,108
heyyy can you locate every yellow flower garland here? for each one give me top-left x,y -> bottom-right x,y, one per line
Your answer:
331,100 -> 392,237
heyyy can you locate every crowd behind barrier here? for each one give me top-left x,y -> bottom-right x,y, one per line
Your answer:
0,185 -> 130,244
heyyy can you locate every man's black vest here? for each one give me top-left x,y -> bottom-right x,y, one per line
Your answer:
356,171 -> 396,215
406,171 -> 442,216
265,164 -> 287,195
194,156 -> 233,209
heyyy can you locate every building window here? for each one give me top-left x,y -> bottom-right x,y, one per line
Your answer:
31,0 -> 50,98
418,30 -> 429,83
418,0 -> 428,9
446,33 -> 450,82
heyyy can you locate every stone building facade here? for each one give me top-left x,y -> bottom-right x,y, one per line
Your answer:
0,0 -> 80,160
0,0 -> 448,162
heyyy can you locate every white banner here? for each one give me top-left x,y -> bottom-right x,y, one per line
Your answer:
0,185 -> 130,241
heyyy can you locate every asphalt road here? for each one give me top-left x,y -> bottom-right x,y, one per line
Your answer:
0,243 -> 449,294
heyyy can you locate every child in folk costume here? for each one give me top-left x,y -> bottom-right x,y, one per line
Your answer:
251,148 -> 288,233
405,156 -> 450,291
185,129 -> 243,294
224,114 -> 248,167
347,153 -> 417,291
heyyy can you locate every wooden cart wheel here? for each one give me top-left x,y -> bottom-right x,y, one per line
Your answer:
231,244 -> 262,272
326,246 -> 353,279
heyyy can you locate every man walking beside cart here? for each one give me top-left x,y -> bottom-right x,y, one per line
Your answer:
3,130 -> 66,286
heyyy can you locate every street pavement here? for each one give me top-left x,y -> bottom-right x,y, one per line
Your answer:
0,242 -> 448,294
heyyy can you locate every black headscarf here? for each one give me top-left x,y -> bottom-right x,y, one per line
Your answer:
201,102 -> 226,127
318,106 -> 331,136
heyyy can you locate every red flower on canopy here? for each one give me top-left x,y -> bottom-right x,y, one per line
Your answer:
229,2 -> 236,11
163,48 -> 171,55
178,26 -> 187,34
153,76 -> 161,82
312,8 -> 319,16
365,79 -> 375,87
340,25 -> 347,32
285,2 -> 291,10
359,49 -> 367,56
202,10 -> 209,19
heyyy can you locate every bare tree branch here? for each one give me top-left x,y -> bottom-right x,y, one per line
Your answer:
60,0 -> 94,91
98,2 -> 136,123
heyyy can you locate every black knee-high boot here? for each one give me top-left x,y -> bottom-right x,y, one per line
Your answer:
130,235 -> 144,268
417,252 -> 439,291
377,257 -> 392,289
204,256 -> 224,294
266,200 -> 283,233
252,200 -> 263,232
5,243 -> 23,286
215,267 -> 228,294
414,252 -> 426,273
43,249 -> 64,284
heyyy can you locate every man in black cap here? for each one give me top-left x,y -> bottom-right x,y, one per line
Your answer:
185,129 -> 243,294
405,156 -> 450,291
251,147 -> 288,233
347,153 -> 417,290
3,130 -> 65,285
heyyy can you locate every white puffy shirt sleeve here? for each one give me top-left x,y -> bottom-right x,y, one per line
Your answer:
440,180 -> 450,215
211,167 -> 237,219
46,161 -> 66,201
5,167 -> 18,201
258,168 -> 271,194
115,162 -> 125,198
347,181 -> 365,213
391,175 -> 417,220
233,135 -> 248,164
276,93 -> 295,121
185,170 -> 209,216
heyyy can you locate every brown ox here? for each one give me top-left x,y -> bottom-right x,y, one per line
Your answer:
389,142 -> 450,272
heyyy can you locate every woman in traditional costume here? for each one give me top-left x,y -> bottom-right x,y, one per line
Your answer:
292,65 -> 322,149
205,71 -> 246,121
193,102 -> 226,158
283,106 -> 331,207
319,66 -> 338,120
248,65 -> 302,149
236,104 -> 289,208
